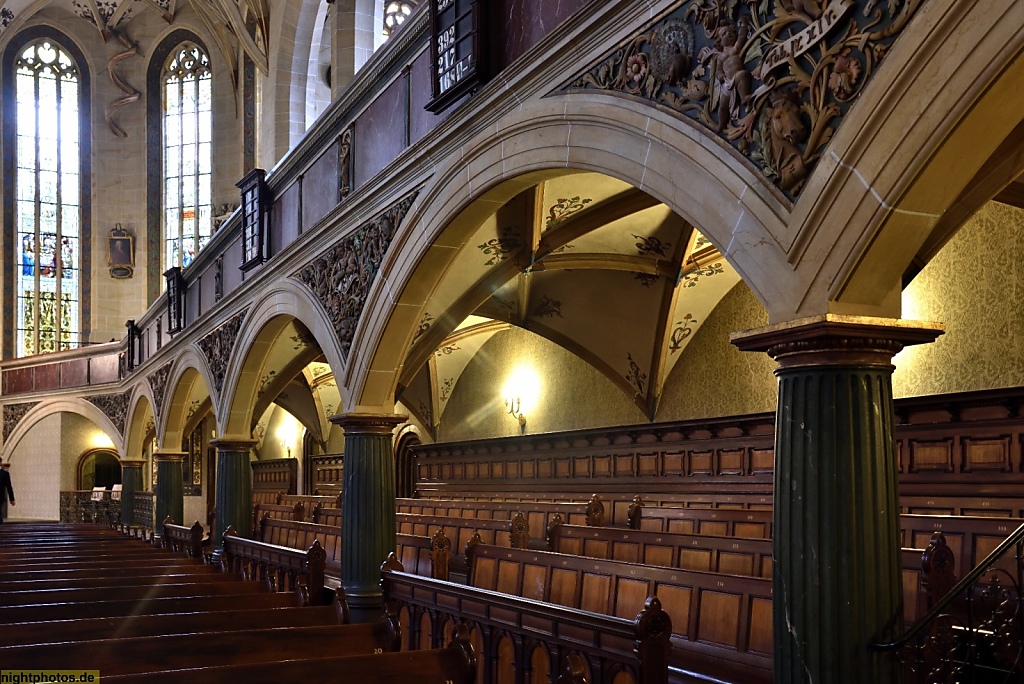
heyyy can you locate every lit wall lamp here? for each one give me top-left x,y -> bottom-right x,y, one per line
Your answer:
505,396 -> 527,433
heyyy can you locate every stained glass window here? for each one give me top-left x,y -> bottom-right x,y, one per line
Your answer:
163,43 -> 212,273
15,40 -> 80,357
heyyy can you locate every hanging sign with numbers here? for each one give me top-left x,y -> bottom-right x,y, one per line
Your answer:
427,0 -> 487,113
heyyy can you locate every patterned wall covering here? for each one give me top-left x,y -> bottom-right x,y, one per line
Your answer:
893,202 -> 1024,397
440,327 -> 646,442
657,281 -> 777,421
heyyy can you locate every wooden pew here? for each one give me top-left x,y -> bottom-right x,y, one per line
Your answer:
102,635 -> 476,684
397,511 -> 527,576
546,517 -> 773,577
396,494 -> 606,533
251,501 -> 303,535
900,513 -> 1023,575
312,505 -> 342,526
462,543 -> 772,681
1,618 -> 403,674
0,590 -> 303,624
258,515 -> 446,582
0,578 -> 268,606
637,506 -> 774,538
279,492 -> 342,513
0,602 -> 347,647
162,518 -> 205,559
222,525 -> 326,605
383,557 -> 674,684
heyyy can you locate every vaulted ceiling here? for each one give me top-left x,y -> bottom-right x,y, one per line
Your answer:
397,171 -> 742,430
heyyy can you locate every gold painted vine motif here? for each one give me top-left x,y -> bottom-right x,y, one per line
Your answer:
561,0 -> 923,197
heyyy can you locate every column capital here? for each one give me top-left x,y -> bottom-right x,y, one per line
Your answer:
153,451 -> 186,462
731,314 -> 944,369
119,459 -> 148,467
329,412 -> 407,435
210,438 -> 258,451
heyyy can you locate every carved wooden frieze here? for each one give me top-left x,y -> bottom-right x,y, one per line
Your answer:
196,308 -> 249,396
147,362 -> 173,419
87,391 -> 131,437
3,402 -> 38,441
294,191 -> 419,359
559,0 -> 923,198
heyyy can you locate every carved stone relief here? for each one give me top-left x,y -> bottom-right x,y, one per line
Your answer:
3,402 -> 38,441
560,0 -> 924,198
87,391 -> 131,437
294,192 -> 418,359
196,309 -> 249,395
147,362 -> 173,419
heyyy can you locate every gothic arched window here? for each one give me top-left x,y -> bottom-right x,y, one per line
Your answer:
162,42 -> 212,272
384,2 -> 414,38
11,38 -> 84,357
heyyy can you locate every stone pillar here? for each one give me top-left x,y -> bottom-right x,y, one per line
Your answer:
733,315 -> 943,684
119,459 -> 147,526
331,0 -> 383,97
154,452 -> 185,530
330,412 -> 404,623
210,438 -> 255,557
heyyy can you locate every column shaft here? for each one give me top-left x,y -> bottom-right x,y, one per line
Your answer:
333,413 -> 403,623
154,452 -> 185,529
120,460 -> 146,526
212,439 -> 255,550
733,315 -> 943,684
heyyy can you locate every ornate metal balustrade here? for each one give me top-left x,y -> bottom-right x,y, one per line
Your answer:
59,489 -> 120,525
872,525 -> 1024,682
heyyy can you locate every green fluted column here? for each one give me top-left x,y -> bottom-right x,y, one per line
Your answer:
119,459 -> 146,526
154,452 -> 185,531
211,438 -> 255,556
733,315 -> 943,684
331,412 -> 404,623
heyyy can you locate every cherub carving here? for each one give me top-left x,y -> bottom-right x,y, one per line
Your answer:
699,16 -> 753,132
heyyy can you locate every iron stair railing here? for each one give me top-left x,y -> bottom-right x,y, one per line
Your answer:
872,523 -> 1024,683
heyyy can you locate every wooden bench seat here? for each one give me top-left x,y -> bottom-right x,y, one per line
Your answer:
637,506 -> 774,538
251,501 -> 303,534
279,493 -> 342,514
0,570 -> 244,592
0,603 -> 348,647
0,578 -> 268,607
1,621 -> 401,674
0,589 -> 303,624
396,495 -> 605,533
312,505 -> 342,526
900,513 -> 1024,575
104,638 -> 476,684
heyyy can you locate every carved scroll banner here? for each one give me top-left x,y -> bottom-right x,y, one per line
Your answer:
759,0 -> 855,78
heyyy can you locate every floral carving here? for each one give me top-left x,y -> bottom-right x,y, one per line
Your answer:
669,313 -> 698,353
546,196 -> 593,229
196,308 -> 248,395
478,227 -> 522,267
3,402 -> 38,441
413,312 -> 433,346
87,391 -> 131,436
682,262 -> 724,287
147,362 -> 172,418
439,378 -> 454,402
531,295 -> 563,318
626,352 -> 647,395
634,234 -> 671,257
435,345 -> 461,357
634,273 -> 661,288
561,0 -> 924,198
295,193 -> 417,359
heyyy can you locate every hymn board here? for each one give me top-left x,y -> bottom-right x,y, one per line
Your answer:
427,0 -> 487,113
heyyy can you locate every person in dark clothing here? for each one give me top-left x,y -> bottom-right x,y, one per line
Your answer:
0,462 -> 15,523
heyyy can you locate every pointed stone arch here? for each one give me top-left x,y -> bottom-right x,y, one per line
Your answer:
161,348 -> 217,451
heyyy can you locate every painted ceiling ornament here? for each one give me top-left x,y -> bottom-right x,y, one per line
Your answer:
681,261 -> 725,287
625,352 -> 648,395
478,227 -> 522,266
546,196 -> 593,229
559,0 -> 924,198
293,191 -> 419,359
412,312 -> 433,347
2,402 -> 38,441
196,307 -> 249,395
531,295 -> 564,318
669,313 -> 698,353
147,361 -> 173,418
86,391 -> 131,436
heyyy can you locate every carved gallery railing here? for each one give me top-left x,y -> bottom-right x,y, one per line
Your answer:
252,458 -> 298,496
59,490 -> 121,525
873,526 -> 1024,682
310,453 -> 343,496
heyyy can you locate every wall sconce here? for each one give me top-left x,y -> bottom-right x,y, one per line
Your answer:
505,396 -> 527,433
280,438 -> 291,459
